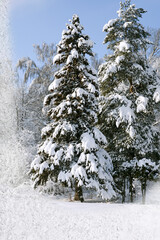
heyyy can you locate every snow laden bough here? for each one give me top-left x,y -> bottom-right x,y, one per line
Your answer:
30,14 -> 116,202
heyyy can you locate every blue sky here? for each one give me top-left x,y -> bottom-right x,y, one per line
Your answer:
10,0 -> 160,64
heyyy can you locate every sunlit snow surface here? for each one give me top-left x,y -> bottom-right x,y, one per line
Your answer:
0,183 -> 160,240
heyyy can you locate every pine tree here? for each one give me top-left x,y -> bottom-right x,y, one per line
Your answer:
98,0 -> 160,202
30,15 -> 115,201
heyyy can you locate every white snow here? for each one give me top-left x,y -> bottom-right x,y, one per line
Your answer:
71,28 -> 77,35
98,166 -> 105,179
136,95 -> 148,113
96,149 -> 112,168
48,78 -> 63,91
39,139 -> 55,156
117,41 -> 131,52
54,149 -> 63,165
93,127 -> 107,144
119,105 -> 133,124
72,87 -> 89,98
102,62 -> 117,80
87,82 -> 96,93
67,107 -> 72,114
53,121 -> 76,138
66,55 -> 73,64
87,154 -> 98,173
116,103 -> 135,128
58,171 -> 71,182
153,87 -> 160,103
39,162 -> 49,174
66,144 -> 74,160
78,179 -> 83,186
78,37 -> 93,48
76,88 -> 88,97
53,53 -> 61,64
67,49 -> 79,64
106,94 -> 135,138
31,155 -> 41,171
71,48 -> 78,58
55,101 -> 70,117
103,19 -> 117,31
126,125 -> 135,139
115,55 -> 125,64
0,184 -> 160,240
71,164 -> 87,180
44,140 -> 52,154
137,158 -> 157,168
41,124 -> 52,137
78,152 -> 86,163
123,22 -> 132,28
58,171 -> 66,182
53,124 -> 61,138
48,143 -> 57,156
81,132 -> 98,152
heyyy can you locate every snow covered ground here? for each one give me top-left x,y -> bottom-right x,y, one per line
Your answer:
0,183 -> 160,240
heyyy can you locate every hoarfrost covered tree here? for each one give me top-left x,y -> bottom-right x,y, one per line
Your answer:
98,0 -> 160,202
30,15 -> 116,201
0,0 -> 28,185
16,43 -> 57,143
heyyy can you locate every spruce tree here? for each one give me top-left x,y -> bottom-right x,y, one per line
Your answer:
30,15 -> 115,201
98,0 -> 160,202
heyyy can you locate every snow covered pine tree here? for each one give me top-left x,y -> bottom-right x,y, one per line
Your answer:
30,15 -> 115,202
98,0 -> 160,202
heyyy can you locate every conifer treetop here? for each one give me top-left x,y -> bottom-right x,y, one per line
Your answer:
99,0 -> 152,94
53,14 -> 94,66
103,0 -> 150,55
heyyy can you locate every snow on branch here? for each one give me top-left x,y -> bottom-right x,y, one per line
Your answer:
153,86 -> 160,103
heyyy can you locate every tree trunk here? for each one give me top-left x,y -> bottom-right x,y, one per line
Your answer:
129,176 -> 133,203
122,178 -> 126,203
142,179 -> 147,204
74,180 -> 84,202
